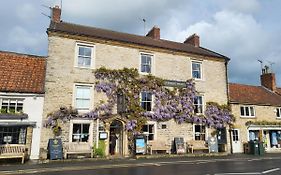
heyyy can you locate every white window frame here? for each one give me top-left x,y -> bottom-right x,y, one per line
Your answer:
139,52 -> 154,75
73,84 -> 93,112
193,95 -> 204,114
0,98 -> 24,113
191,61 -> 203,80
193,124 -> 207,141
276,108 -> 281,118
240,106 -> 255,118
69,119 -> 93,145
74,42 -> 95,69
140,91 -> 153,112
142,121 -> 157,141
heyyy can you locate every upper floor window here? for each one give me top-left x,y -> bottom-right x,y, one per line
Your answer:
140,53 -> 152,74
192,61 -> 202,79
194,124 -> 206,140
0,98 -> 23,113
76,43 -> 94,68
75,85 -> 91,111
194,96 -> 203,114
276,108 -> 281,118
240,106 -> 255,117
140,92 -> 152,111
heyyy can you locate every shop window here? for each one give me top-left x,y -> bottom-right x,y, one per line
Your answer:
142,124 -> 155,140
249,130 -> 259,141
194,125 -> 206,140
194,96 -> 203,114
72,123 -> 90,142
0,126 -> 26,144
240,106 -> 255,117
140,92 -> 152,111
0,98 -> 23,113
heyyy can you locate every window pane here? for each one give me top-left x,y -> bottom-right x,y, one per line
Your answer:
81,124 -> 90,142
78,56 -> 85,66
83,47 -> 92,57
78,47 -> 85,56
250,107 -> 255,116
240,107 -> 244,116
76,87 -> 90,98
277,109 -> 280,117
245,107 -> 249,116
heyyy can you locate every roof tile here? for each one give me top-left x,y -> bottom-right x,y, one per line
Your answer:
0,51 -> 46,94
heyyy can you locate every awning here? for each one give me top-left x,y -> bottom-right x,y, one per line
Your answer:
0,121 -> 36,127
248,125 -> 281,130
0,113 -> 28,120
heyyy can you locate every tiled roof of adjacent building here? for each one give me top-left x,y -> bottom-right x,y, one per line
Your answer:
229,83 -> 281,106
277,88 -> 281,96
0,51 -> 46,94
47,21 -> 229,60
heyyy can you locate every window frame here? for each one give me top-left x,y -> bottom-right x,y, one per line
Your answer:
75,42 -> 95,69
73,84 -> 93,112
142,121 -> 156,141
276,108 -> 281,118
69,119 -> 93,144
193,124 -> 206,141
240,106 -> 255,118
0,126 -> 27,144
140,91 -> 153,112
0,98 -> 24,113
191,61 -> 203,80
139,52 -> 154,74
193,95 -> 204,114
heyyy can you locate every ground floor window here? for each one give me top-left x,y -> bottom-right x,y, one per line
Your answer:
269,131 -> 281,148
194,125 -> 206,140
142,124 -> 155,141
72,123 -> 90,142
249,130 -> 260,141
0,126 -> 26,144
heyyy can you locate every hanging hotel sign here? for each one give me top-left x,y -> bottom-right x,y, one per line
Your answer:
164,80 -> 186,88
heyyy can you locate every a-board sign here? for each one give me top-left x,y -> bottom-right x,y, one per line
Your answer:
208,137 -> 218,153
135,135 -> 146,154
48,138 -> 63,160
174,137 -> 185,154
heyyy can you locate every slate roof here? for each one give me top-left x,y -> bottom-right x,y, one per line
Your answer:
0,51 -> 46,94
229,83 -> 281,106
48,21 -> 229,60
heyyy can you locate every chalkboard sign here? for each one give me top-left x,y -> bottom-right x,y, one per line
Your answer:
174,137 -> 185,154
135,135 -> 146,154
48,138 -> 63,160
208,137 -> 218,153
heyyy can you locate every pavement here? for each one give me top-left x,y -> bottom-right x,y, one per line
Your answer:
0,153 -> 281,175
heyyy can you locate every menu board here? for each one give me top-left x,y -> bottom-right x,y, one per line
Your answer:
208,137 -> 218,153
48,138 -> 63,160
135,135 -> 146,154
174,137 -> 185,154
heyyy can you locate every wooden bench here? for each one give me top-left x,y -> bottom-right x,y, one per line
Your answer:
0,144 -> 26,164
187,140 -> 209,153
64,142 -> 93,159
148,140 -> 171,154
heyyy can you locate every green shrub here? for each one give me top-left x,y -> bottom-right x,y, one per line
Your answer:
93,140 -> 106,157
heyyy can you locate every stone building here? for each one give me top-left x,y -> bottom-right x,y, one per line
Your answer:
0,51 -> 46,160
40,6 -> 231,158
229,68 -> 281,153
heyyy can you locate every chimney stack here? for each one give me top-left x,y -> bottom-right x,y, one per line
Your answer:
261,71 -> 276,92
146,26 -> 160,39
51,5 -> 61,23
184,34 -> 200,47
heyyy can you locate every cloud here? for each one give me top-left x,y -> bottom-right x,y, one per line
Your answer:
16,3 -> 37,22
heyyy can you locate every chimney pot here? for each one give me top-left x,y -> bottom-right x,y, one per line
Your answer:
261,72 -> 276,91
184,34 -> 200,47
51,5 -> 61,23
146,26 -> 160,39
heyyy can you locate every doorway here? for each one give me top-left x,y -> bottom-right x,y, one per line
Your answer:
232,129 -> 241,153
109,120 -> 123,156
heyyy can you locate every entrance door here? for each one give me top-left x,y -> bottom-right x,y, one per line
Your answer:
109,120 -> 123,156
232,129 -> 241,153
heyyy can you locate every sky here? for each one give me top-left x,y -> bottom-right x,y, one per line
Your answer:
0,0 -> 280,86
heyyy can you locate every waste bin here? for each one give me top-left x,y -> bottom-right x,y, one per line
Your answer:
258,142 -> 265,156
248,140 -> 259,155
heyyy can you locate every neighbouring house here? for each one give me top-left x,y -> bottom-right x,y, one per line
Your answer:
0,51 -> 46,160
40,6 -> 232,158
229,67 -> 281,153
